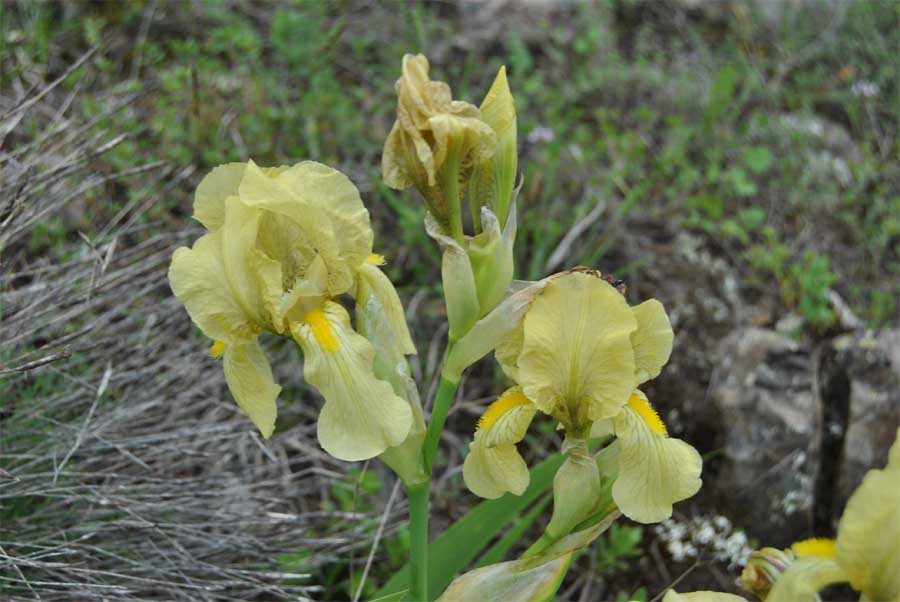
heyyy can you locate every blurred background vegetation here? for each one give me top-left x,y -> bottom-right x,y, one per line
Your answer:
1,1 -> 897,600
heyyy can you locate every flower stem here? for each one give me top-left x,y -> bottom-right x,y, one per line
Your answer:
404,347 -> 462,602
422,372 -> 460,474
521,532 -> 554,559
406,480 -> 430,602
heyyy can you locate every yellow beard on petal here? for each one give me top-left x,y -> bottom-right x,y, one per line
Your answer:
792,538 -> 837,558
627,393 -> 667,436
477,390 -> 532,432
304,310 -> 339,352
210,340 -> 227,358
366,253 -> 386,265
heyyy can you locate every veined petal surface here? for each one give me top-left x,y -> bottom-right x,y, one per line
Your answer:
292,302 -> 412,461
238,160 -> 355,295
766,555 -> 846,602
517,272 -> 637,423
276,161 -> 374,272
612,392 -> 702,524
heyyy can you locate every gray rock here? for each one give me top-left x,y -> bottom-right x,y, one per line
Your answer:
709,327 -> 900,544
710,328 -> 816,546
833,330 -> 900,502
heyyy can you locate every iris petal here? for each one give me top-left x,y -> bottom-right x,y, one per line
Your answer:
517,272 -> 637,423
766,556 -> 845,602
168,230 -> 257,342
192,162 -> 245,231
630,299 -> 674,384
835,427 -> 900,600
612,392 -> 702,524
463,389 -> 537,499
222,339 -> 281,439
292,302 -> 413,461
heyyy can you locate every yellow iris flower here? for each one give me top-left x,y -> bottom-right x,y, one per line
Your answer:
463,271 -> 701,525
741,427 -> 900,602
168,161 -> 417,462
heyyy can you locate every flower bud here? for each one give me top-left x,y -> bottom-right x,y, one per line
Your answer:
740,547 -> 795,600
470,66 -> 517,230
382,54 -> 496,238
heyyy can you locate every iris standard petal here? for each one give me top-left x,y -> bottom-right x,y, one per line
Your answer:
630,299 -> 674,384
222,339 -> 281,439
238,160 -> 355,296
463,389 -> 537,499
275,161 -> 374,272
292,301 -> 412,461
835,427 -> 900,601
193,162 -> 245,231
612,392 -> 702,524
517,272 -> 637,423
168,229 -> 257,342
220,196 -> 278,329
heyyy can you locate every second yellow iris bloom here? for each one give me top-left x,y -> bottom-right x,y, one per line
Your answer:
463,271 -> 702,525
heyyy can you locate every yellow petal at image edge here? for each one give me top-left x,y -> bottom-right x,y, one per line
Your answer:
835,426 -> 900,601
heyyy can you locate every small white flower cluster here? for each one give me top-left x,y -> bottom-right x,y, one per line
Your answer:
654,514 -> 751,569
851,79 -> 880,98
526,125 -> 555,144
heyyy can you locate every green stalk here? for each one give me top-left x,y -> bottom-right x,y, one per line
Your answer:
406,349 -> 462,601
422,372 -> 461,474
521,532 -> 554,559
406,480 -> 430,602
